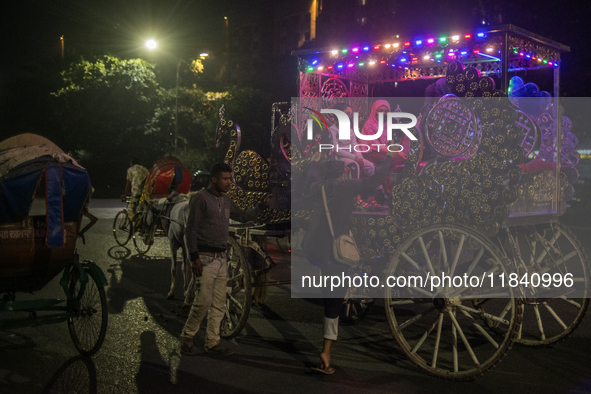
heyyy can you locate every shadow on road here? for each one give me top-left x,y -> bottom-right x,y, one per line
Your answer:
135,331 -> 253,393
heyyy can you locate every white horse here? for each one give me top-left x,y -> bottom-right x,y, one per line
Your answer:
150,195 -> 193,299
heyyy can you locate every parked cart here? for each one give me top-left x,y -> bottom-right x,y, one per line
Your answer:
0,134 -> 107,356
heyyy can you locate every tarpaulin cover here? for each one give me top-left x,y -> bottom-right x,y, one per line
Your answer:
46,164 -> 64,247
0,133 -> 81,177
144,156 -> 192,197
0,134 -> 92,247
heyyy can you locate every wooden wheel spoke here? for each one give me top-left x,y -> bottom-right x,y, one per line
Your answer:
450,234 -> 466,278
431,313 -> 444,368
438,231 -> 448,273
451,313 -> 458,372
459,308 -> 500,349
465,247 -> 485,277
411,314 -> 441,354
227,272 -> 244,284
458,304 -> 510,326
224,307 -> 234,330
533,304 -> 546,340
398,306 -> 436,331
408,285 -> 434,298
227,294 -> 244,313
559,296 -> 581,309
401,252 -> 420,270
542,302 -> 568,330
448,310 -> 480,366
419,236 -> 436,276
535,231 -> 561,266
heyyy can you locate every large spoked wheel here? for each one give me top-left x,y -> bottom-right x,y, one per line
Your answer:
133,225 -> 154,255
494,223 -> 590,346
220,236 -> 252,339
384,224 -> 522,381
67,265 -> 108,356
112,210 -> 132,246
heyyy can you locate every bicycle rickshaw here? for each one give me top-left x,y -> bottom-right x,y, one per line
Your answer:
0,134 -> 107,356
112,156 -> 192,254
215,25 -> 590,381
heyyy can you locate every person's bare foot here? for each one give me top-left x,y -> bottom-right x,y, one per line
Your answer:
320,352 -> 330,369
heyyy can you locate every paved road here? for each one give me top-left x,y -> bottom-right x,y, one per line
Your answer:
0,200 -> 590,393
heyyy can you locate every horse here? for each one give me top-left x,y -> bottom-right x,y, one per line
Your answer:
149,194 -> 193,300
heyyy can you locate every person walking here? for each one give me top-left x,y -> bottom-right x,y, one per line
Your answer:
180,162 -> 271,356
302,148 -> 397,374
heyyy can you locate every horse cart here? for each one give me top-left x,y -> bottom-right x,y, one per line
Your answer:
217,25 -> 590,381
0,134 -> 108,356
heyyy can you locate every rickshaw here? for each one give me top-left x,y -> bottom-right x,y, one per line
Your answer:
112,156 -> 192,254
0,134 -> 107,356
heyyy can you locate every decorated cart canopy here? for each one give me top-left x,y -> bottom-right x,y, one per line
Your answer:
292,24 -> 568,89
142,156 -> 192,199
292,25 -> 576,249
0,134 -> 92,247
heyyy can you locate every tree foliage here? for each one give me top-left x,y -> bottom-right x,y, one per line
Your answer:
52,56 -> 163,160
51,56 -> 272,196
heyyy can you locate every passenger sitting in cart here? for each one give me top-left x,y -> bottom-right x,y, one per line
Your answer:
121,157 -> 149,219
360,100 -> 410,209
327,102 -> 375,179
326,102 -> 379,211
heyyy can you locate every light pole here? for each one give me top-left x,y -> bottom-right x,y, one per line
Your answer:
174,59 -> 179,150
146,39 -> 179,150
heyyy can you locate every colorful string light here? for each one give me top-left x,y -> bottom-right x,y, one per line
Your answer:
303,30 -> 559,72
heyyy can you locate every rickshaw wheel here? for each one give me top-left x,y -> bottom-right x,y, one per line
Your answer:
485,223 -> 590,346
113,210 -> 132,246
67,265 -> 108,356
220,236 -> 252,339
133,226 -> 154,255
384,223 -> 522,381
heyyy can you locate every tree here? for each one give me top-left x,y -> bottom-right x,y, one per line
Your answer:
52,56 -> 165,196
52,56 -> 163,155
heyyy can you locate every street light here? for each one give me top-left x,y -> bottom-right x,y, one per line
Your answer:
145,39 -> 179,149
145,39 -> 157,50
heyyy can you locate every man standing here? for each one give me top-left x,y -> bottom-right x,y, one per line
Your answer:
180,162 -> 270,356
121,157 -> 149,219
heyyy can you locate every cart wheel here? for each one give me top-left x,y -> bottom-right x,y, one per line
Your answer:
490,223 -> 590,346
133,226 -> 154,255
67,265 -> 108,356
113,210 -> 132,246
384,224 -> 522,381
340,298 -> 374,324
220,236 -> 252,339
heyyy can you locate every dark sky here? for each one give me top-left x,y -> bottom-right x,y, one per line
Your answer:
1,1 -> 590,102
0,0 -> 227,66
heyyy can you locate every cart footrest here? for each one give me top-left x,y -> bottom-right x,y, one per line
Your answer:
0,313 -> 69,329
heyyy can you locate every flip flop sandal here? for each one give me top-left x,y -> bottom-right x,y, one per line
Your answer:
311,364 -> 335,375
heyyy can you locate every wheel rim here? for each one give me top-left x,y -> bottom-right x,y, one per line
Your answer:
133,228 -> 153,255
385,224 -> 521,380
67,267 -> 108,356
113,211 -> 132,246
220,237 -> 251,339
498,223 -> 590,346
